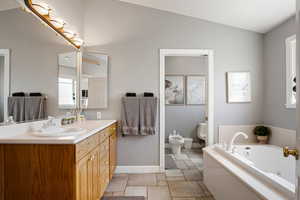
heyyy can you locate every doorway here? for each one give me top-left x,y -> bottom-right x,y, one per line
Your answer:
159,49 -> 214,172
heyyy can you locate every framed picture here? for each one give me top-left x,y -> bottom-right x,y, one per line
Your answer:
227,72 -> 251,103
186,75 -> 206,105
165,75 -> 185,105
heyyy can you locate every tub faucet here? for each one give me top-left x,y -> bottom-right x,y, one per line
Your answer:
228,132 -> 248,152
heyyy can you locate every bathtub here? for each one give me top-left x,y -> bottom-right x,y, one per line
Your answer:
203,144 -> 295,200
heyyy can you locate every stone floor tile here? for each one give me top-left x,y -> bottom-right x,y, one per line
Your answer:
173,198 -> 196,200
156,173 -> 166,181
103,192 -> 113,196
174,154 -> 189,160
157,180 -> 168,186
113,191 -> 125,196
166,169 -> 183,177
184,160 -> 197,169
175,160 -> 189,169
166,176 -> 186,181
190,158 -> 203,165
182,169 -> 203,181
198,182 -> 213,196
124,186 -> 147,197
148,186 -> 171,200
169,181 -> 203,197
106,175 -> 128,192
127,173 -> 157,186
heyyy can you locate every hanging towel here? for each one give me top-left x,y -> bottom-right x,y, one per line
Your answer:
25,96 -> 47,121
139,97 -> 158,135
121,97 -> 140,135
8,97 -> 25,122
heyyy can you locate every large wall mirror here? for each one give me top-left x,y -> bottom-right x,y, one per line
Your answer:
80,52 -> 108,109
58,52 -> 78,109
0,8 -> 79,125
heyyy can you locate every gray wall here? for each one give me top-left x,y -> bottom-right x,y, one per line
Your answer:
0,56 -> 4,122
165,56 -> 207,141
263,16 -> 296,130
0,9 -> 74,117
83,0 -> 264,166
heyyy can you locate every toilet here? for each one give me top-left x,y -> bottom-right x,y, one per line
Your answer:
197,122 -> 208,142
169,133 -> 185,155
183,138 -> 193,150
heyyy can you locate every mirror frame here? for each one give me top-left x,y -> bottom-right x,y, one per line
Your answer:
0,49 -> 10,122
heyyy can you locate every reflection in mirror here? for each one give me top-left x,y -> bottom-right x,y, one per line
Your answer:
58,52 -> 78,109
0,8 -> 77,125
81,52 -> 108,109
0,50 -> 9,123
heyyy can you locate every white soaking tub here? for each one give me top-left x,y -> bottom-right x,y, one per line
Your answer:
203,144 -> 295,200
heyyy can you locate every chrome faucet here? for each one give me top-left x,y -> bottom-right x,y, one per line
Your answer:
228,132 -> 248,153
3,116 -> 16,126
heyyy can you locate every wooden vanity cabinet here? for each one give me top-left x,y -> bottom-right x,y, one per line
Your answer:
0,122 -> 117,200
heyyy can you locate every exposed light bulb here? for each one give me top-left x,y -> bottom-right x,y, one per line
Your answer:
31,0 -> 50,16
73,37 -> 83,46
49,13 -> 65,29
63,29 -> 76,39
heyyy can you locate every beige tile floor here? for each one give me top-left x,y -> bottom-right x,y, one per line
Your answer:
103,149 -> 215,200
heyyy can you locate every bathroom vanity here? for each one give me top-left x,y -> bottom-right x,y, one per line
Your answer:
0,120 -> 117,200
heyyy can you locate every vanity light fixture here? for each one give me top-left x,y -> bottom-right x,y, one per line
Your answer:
23,0 -> 84,49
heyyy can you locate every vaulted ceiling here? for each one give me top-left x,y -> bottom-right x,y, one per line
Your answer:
120,0 -> 296,33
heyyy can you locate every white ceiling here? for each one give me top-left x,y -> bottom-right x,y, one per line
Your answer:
120,0 -> 296,33
0,0 -> 19,11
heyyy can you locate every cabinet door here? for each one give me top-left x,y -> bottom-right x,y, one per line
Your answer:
90,146 -> 101,200
76,154 -> 91,200
109,132 -> 117,180
100,138 -> 110,196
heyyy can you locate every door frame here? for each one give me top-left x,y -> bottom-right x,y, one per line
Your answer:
159,49 -> 214,172
0,49 -> 10,122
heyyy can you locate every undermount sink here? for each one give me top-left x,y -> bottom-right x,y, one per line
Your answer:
30,127 -> 86,137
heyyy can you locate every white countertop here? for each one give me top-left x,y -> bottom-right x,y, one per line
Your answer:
0,120 -> 117,144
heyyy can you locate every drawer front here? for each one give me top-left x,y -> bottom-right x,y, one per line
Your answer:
76,133 -> 99,161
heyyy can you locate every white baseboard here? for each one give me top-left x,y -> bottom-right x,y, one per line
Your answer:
115,165 -> 161,174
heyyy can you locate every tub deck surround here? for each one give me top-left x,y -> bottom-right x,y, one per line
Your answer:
203,145 -> 295,200
0,120 -> 118,200
0,120 -> 116,144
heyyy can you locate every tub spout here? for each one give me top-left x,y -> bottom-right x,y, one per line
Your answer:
228,132 -> 248,152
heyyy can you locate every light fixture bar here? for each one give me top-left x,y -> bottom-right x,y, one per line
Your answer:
23,0 -> 83,49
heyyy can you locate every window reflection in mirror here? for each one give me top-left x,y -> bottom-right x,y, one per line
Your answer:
81,52 -> 108,109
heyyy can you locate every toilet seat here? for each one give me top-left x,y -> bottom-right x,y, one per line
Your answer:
169,135 -> 184,144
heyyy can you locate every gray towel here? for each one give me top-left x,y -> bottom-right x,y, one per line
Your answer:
8,97 -> 25,122
25,97 -> 47,121
139,97 -> 157,135
121,97 -> 139,135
